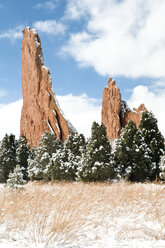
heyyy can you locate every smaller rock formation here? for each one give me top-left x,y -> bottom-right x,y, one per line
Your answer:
20,27 -> 75,148
120,103 -> 146,128
102,78 -> 147,140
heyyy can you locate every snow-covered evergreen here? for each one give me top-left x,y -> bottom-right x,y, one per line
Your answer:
16,135 -> 30,180
49,133 -> 86,181
7,164 -> 26,188
78,122 -> 114,181
139,111 -> 165,180
0,134 -> 17,182
114,121 -> 152,182
28,131 -> 62,181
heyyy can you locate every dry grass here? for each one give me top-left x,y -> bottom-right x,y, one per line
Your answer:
0,181 -> 165,247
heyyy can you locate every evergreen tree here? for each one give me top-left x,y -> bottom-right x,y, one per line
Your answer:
114,121 -> 152,182
50,133 -> 86,181
28,131 -> 62,181
78,122 -> 114,181
64,133 -> 86,158
0,134 -> 17,182
7,164 -> 27,188
139,111 -> 165,180
16,135 -> 30,180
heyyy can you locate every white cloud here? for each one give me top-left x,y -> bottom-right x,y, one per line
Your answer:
34,20 -> 66,35
0,25 -> 23,40
127,83 -> 165,137
0,94 -> 101,141
63,0 -> 165,79
34,1 -> 57,10
57,93 -> 101,137
0,99 -> 22,140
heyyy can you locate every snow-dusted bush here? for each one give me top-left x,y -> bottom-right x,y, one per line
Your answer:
7,165 -> 27,188
159,155 -> 165,180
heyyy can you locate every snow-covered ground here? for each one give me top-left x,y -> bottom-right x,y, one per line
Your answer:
0,182 -> 165,248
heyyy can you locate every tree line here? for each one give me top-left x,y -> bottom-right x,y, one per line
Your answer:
0,111 -> 165,187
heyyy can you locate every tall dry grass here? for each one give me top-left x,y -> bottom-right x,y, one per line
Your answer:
0,181 -> 165,247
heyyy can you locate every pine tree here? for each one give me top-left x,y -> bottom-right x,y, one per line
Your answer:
0,134 -> 17,182
16,135 -> 30,180
114,121 -> 152,182
50,133 -> 86,181
7,165 -> 26,188
28,131 -> 62,181
139,111 -> 165,180
78,122 -> 114,181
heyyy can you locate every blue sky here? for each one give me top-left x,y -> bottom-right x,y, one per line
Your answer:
0,0 -> 165,138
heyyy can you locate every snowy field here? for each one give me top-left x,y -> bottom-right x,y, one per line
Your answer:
0,181 -> 165,248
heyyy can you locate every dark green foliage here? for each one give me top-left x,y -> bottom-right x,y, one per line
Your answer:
64,133 -> 86,157
78,122 -> 114,181
0,134 -> 17,182
16,135 -> 31,180
114,121 -> 152,182
139,111 -> 165,180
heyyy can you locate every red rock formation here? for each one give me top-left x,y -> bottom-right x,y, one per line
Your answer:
102,78 -> 147,139
101,78 -> 121,139
121,103 -> 146,128
20,27 -> 75,148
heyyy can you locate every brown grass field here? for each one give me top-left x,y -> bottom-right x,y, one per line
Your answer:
0,181 -> 165,247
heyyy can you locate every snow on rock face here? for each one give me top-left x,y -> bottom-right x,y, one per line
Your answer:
102,78 -> 147,139
20,27 -> 75,148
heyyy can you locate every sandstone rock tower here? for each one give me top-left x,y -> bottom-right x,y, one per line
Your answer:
20,27 -> 75,148
102,78 -> 146,140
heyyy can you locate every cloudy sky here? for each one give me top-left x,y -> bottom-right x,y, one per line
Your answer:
0,0 -> 165,139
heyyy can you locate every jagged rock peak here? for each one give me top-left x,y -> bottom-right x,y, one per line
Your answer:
101,78 -> 121,139
20,27 -> 76,148
102,77 -> 147,140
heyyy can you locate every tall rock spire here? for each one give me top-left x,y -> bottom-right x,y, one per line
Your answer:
20,27 -> 75,148
102,78 -> 147,140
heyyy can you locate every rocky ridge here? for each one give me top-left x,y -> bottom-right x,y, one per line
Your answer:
20,27 -> 75,148
101,78 -> 147,139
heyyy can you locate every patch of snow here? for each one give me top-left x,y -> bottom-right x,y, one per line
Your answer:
42,65 -> 49,72
31,28 -> 37,35
46,90 -> 50,97
67,119 -> 77,133
53,110 -> 56,116
46,120 -> 54,134
120,100 -> 131,118
35,40 -> 40,48
55,122 -> 61,134
38,54 -> 44,65
110,138 -> 118,151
